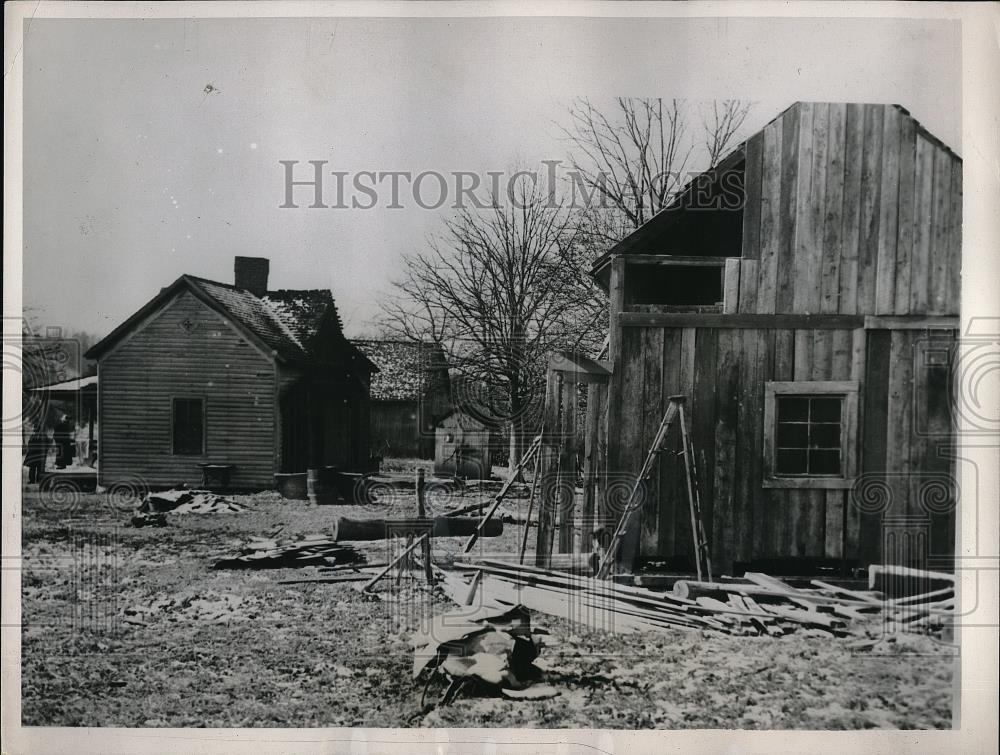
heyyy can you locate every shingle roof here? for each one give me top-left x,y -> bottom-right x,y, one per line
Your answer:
86,274 -> 365,368
192,278 -> 311,362
352,340 -> 447,401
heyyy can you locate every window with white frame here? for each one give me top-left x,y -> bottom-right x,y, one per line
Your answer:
763,381 -> 859,488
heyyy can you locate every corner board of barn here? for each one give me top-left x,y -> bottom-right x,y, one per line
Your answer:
533,101 -> 961,578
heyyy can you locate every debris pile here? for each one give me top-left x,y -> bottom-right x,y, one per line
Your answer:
121,591 -> 251,627
213,535 -> 366,570
141,489 -> 251,515
412,603 -> 556,708
445,560 -> 955,640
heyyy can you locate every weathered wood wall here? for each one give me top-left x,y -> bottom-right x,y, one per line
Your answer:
369,400 -> 433,458
735,102 -> 961,317
607,324 -> 958,573
98,290 -> 277,489
603,102 -> 961,573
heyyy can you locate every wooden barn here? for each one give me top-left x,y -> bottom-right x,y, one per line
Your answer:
351,340 -> 451,458
86,256 -> 376,490
536,102 -> 961,577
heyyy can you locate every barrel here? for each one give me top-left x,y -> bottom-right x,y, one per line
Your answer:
307,467 -> 340,505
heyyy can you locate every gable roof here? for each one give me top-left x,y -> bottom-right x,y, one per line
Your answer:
86,274 -> 369,369
589,101 -> 962,286
351,340 -> 448,401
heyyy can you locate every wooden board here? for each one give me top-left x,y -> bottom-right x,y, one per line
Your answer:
800,102 -> 829,314
909,136 -> 935,313
886,330 -> 915,519
712,329 -> 740,572
874,106 -> 902,315
893,113 -> 918,314
723,259 -> 741,314
858,329 -> 891,564
657,328 -> 684,556
928,149 -> 954,315
944,161 -> 962,314
738,260 -> 760,314
689,329 -> 718,560
557,379 -> 577,553
776,103 -> 801,313
638,327 -> 664,557
790,102 -> 816,314
856,104 -> 885,315
838,103 -> 865,315
757,118 -> 784,314
821,103 -> 847,315
741,131 -> 764,260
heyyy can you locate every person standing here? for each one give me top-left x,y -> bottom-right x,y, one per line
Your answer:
24,424 -> 49,483
53,413 -> 74,469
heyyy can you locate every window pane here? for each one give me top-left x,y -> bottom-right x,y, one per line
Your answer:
810,397 -> 841,422
776,422 -> 809,448
809,449 -> 841,475
776,449 -> 808,474
777,397 -> 809,422
810,423 -> 841,448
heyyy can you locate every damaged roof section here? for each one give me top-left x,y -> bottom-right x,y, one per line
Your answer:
86,274 -> 372,370
352,340 -> 449,401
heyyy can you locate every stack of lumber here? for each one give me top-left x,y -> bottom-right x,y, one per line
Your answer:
212,535 -> 366,570
444,561 -> 954,639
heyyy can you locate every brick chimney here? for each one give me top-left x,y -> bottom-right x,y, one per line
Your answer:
234,256 -> 269,296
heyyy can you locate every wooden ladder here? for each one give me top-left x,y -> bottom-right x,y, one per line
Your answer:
594,395 -> 712,581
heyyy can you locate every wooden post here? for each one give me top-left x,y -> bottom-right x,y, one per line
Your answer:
416,468 -> 434,584
534,370 -> 560,567
518,441 -> 542,564
558,381 -> 577,553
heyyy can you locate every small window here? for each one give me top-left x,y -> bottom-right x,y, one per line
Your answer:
764,382 -> 858,489
625,263 -> 724,306
172,398 -> 204,455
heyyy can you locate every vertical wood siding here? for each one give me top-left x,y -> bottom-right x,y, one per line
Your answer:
741,103 -> 961,318
611,324 -> 958,572
99,291 -> 276,489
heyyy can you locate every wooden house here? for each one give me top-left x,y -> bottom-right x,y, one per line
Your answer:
86,256 -> 376,490
351,340 -> 451,458
537,102 -> 961,576
434,410 -> 498,480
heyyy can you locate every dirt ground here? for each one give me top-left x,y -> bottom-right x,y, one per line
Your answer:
20,484 -> 956,729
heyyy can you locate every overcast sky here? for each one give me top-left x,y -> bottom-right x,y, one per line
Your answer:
23,16 -> 961,338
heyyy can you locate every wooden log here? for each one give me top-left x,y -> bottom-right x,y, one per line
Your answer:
333,516 -> 502,541
467,552 -> 595,574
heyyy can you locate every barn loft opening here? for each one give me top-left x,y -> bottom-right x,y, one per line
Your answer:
589,148 -> 747,293
624,262 -> 725,306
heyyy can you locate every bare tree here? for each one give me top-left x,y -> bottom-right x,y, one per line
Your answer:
381,179 -> 604,472
559,97 -> 692,233
559,97 -> 754,242
701,100 -> 753,168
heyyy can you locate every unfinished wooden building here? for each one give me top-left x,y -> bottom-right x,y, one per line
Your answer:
536,102 -> 961,576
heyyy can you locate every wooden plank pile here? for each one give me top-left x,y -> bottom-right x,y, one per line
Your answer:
141,489 -> 251,515
212,535 -> 366,570
445,561 -> 955,639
